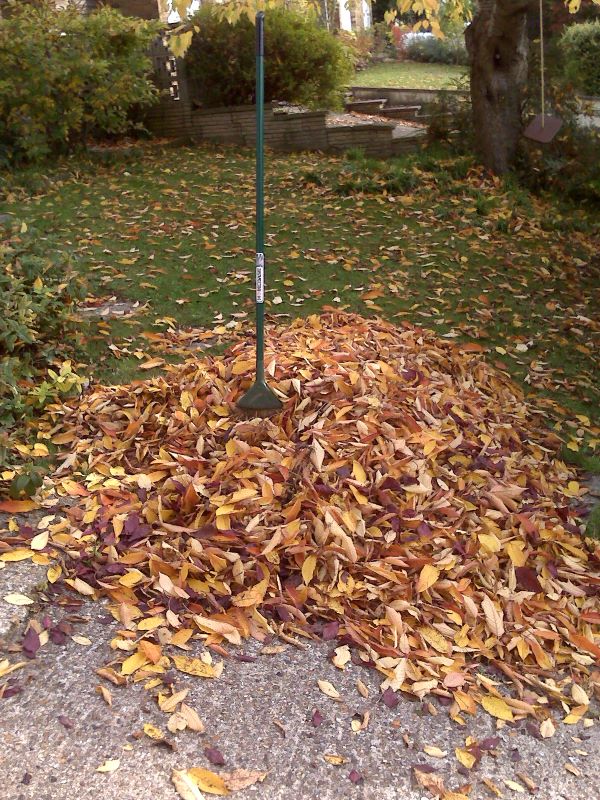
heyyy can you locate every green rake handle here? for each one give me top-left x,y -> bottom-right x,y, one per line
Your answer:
237,12 -> 282,411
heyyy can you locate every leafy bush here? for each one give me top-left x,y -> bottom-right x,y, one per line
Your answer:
0,223 -> 85,430
0,2 -> 159,164
405,34 -> 468,65
559,21 -> 600,97
185,5 -> 353,109
519,79 -> 600,206
337,29 -> 375,70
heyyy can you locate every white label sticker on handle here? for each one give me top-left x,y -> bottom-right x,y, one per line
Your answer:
256,253 -> 265,304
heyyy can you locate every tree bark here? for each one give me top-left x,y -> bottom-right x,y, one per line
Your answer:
466,0 -> 535,174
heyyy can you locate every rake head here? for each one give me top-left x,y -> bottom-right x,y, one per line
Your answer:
237,378 -> 282,411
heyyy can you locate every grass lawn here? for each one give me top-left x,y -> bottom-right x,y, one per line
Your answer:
1,143 -> 598,456
352,61 -> 467,90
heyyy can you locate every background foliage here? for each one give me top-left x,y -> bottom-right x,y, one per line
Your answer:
185,4 -> 353,109
559,20 -> 600,95
0,2 -> 159,164
0,222 -> 85,432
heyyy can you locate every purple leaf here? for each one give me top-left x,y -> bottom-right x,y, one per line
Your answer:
382,688 -> 399,709
348,769 -> 363,784
204,747 -> 225,766
479,736 -> 500,751
58,715 -> 74,729
515,567 -> 543,594
311,708 -> 324,727
22,627 -> 41,659
322,621 -> 339,641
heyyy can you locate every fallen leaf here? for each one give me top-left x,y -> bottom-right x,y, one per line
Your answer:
3,593 -> 34,606
481,695 -> 514,721
96,759 -> 120,773
318,680 -> 340,700
172,655 -> 217,678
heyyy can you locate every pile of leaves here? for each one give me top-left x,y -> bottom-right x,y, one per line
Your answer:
5,314 -> 600,729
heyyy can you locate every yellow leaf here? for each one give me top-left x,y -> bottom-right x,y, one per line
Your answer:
169,31 -> 194,59
506,540 -> 527,567
3,593 -> 34,606
419,625 -> 450,654
193,615 -> 242,645
47,564 -> 62,584
121,651 -> 149,676
302,554 -> 317,584
481,695 -> 514,721
417,564 -> 440,593
172,769 -> 204,800
231,576 -> 269,608
455,747 -> 477,769
352,460 -> 367,484
323,753 -> 349,765
96,759 -> 120,773
0,548 -> 33,562
137,616 -> 165,631
318,679 -> 340,700
65,577 -> 95,596
30,531 -> 49,551
503,779 -> 526,793
423,745 -> 447,758
172,655 -> 217,678
119,570 -> 146,588
478,533 -> 501,554
187,767 -> 230,796
180,390 -> 194,410
143,723 -> 164,741
0,660 -> 26,678
571,684 -> 589,706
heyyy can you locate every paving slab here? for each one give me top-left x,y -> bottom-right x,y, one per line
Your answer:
0,572 -> 598,800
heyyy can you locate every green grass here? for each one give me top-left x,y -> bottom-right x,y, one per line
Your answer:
352,61 -> 467,90
584,503 -> 600,540
1,143 -> 598,442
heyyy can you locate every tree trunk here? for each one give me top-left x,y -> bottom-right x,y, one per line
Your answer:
466,0 -> 534,174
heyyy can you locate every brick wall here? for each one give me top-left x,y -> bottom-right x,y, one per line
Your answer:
144,38 -> 423,158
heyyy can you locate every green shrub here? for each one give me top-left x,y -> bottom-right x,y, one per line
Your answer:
405,35 -> 468,65
336,29 -> 375,70
185,5 -> 353,109
559,20 -> 600,96
0,2 -> 159,163
519,81 -> 600,206
0,223 -> 85,430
